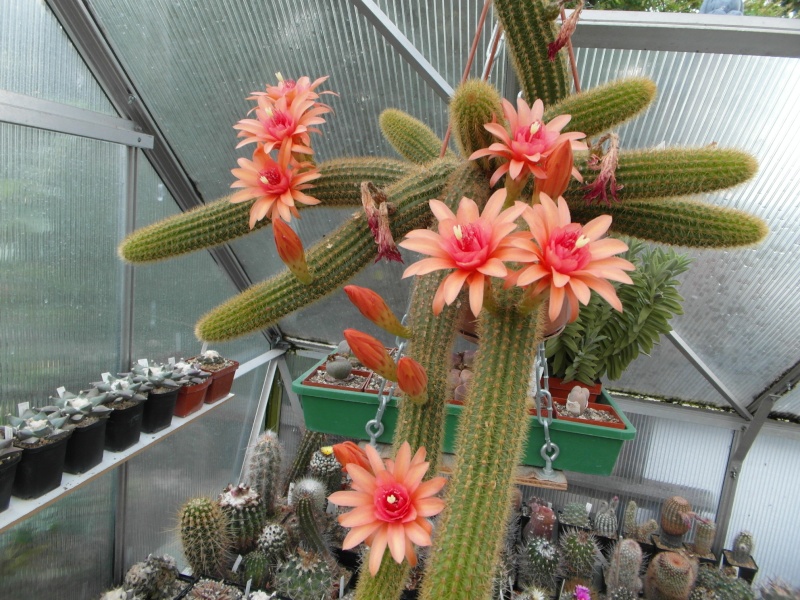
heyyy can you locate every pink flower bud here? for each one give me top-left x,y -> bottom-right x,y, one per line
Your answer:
343,329 -> 397,382
272,218 -> 312,284
344,285 -> 411,338
396,357 -> 428,404
533,139 -> 579,201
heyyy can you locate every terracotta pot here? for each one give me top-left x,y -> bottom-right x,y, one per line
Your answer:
302,366 -> 371,393
547,377 -> 603,402
203,360 -> 239,403
174,378 -> 211,417
554,401 -> 625,429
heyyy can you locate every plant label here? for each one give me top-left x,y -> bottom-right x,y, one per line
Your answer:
101,372 -> 112,383
244,579 -> 252,596
232,554 -> 243,572
56,386 -> 66,398
17,402 -> 29,417
138,359 -> 149,367
168,357 -> 176,366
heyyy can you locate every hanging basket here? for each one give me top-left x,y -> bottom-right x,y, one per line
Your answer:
292,358 -> 636,476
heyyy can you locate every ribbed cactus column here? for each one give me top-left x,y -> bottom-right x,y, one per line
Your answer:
419,300 -> 544,600
353,163 -> 489,600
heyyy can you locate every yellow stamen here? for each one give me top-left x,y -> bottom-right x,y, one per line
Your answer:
575,234 -> 591,249
260,176 -> 269,185
529,121 -> 541,135
453,225 -> 463,241
321,446 -> 333,456
275,72 -> 284,83
387,494 -> 397,504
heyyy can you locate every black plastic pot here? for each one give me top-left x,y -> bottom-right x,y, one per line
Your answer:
0,450 -> 23,511
141,388 -> 178,433
12,432 -> 72,499
105,401 -> 145,452
64,417 -> 108,474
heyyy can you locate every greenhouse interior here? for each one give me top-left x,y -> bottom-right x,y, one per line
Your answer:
2,0 -> 800,598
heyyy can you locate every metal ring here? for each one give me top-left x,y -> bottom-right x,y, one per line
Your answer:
540,441 -> 560,463
365,419 -> 384,440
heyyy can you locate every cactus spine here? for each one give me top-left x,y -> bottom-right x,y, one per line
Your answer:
243,549 -> 271,591
732,530 -> 755,563
257,522 -> 290,567
119,158 -> 411,263
645,551 -> 698,600
604,539 -> 643,594
274,551 -> 334,600
520,535 -> 560,590
218,483 -> 266,555
560,502 -> 591,529
660,496 -> 693,548
380,108 -> 452,164
559,528 -> 603,582
195,158 -> 456,341
283,430 -> 326,495
246,430 -> 282,517
179,497 -> 232,579
449,79 -> 504,163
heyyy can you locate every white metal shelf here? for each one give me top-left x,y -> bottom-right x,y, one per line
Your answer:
0,394 -> 235,534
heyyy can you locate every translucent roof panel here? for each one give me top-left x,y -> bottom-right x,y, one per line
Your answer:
85,1 -> 800,411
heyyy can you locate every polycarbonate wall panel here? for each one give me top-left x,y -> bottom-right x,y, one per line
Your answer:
574,48 -> 800,410
0,0 -> 116,114
0,122 -> 125,414
123,366 -> 269,569
0,477 -> 115,599
727,426 -> 800,585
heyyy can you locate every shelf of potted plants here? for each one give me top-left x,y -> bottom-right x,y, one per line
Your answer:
0,392 -> 236,535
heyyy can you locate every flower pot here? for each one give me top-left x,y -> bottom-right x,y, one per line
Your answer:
301,365 -> 372,393
0,449 -> 23,511
174,379 -> 211,417
293,358 -> 636,476
142,388 -> 178,433
547,377 -> 603,402
203,360 -> 240,404
105,401 -> 145,452
63,416 -> 108,474
12,431 -> 72,499
554,402 -> 626,429
722,549 -> 759,584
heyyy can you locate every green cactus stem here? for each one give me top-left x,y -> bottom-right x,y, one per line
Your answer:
559,528 -> 603,582
604,539 -> 643,594
418,297 -> 543,600
195,158 -> 456,342
544,78 -> 657,139
274,551 -> 334,600
246,430 -> 282,517
660,496 -> 693,548
308,447 -> 343,496
257,522 -> 290,567
118,157 -> 412,263
218,483 -> 266,555
569,147 -> 759,202
380,108 -> 453,163
449,79 -> 504,164
243,549 -> 271,591
293,478 -> 332,558
353,163 -> 488,600
732,530 -> 755,564
560,502 -> 591,529
492,0 -> 570,107
179,497 -> 232,579
283,430 -> 326,495
692,518 -> 716,557
569,196 -> 768,248
645,551 -> 698,600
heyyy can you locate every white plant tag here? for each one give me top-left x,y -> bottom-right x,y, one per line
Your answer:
101,372 -> 112,383
138,358 -> 149,367
4,426 -> 13,439
232,554 -> 243,572
168,356 -> 176,366
56,386 -> 66,398
326,500 -> 337,515
244,579 -> 252,596
339,575 -> 345,598
586,502 -> 593,514
287,481 -> 295,505
17,402 -> 29,417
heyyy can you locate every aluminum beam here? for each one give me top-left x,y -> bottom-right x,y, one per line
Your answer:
350,0 -> 454,101
747,359 -> 800,414
667,330 -> 752,421
573,11 -> 800,58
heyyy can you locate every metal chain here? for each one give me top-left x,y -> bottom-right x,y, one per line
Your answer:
532,342 -> 560,475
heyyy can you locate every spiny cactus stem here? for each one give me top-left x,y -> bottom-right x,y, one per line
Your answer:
419,301 -> 544,600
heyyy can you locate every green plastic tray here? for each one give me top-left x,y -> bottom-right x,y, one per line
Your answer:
293,360 -> 636,476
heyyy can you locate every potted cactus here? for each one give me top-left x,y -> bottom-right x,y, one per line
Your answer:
129,360 -> 185,432
722,530 -> 758,584
188,350 -> 241,404
6,409 -> 72,499
50,388 -> 112,474
172,360 -> 212,417
93,373 -> 148,452
0,431 -> 23,511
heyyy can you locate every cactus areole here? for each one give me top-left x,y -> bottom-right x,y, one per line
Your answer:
117,0 -> 767,598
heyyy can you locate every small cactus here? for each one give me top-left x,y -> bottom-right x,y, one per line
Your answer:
692,565 -> 755,600
731,530 -> 755,564
243,549 -> 271,591
292,478 -> 331,557
523,499 -> 556,541
692,517 -> 716,557
246,431 -> 282,517
520,535 -> 560,590
187,579 -> 243,600
273,550 -> 334,600
324,358 -> 352,381
218,483 -> 267,555
283,430 -> 326,495
644,551 -> 698,600
560,502 -> 591,529
604,539 -> 643,594
308,447 -> 343,496
179,497 -> 232,579
559,528 -> 603,581
257,522 -> 290,566
593,497 -> 619,538
122,554 -> 181,600
660,496 -> 693,548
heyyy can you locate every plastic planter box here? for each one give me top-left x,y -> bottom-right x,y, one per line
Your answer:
293,359 -> 636,476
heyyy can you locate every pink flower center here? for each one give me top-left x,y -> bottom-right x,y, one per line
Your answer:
513,120 -> 559,158
258,167 -> 290,194
545,224 -> 591,274
374,483 -> 411,523
444,222 -> 491,270
265,110 -> 296,139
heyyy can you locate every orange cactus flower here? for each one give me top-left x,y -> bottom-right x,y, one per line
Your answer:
396,357 -> 428,404
399,189 -> 532,317
332,441 -> 372,473
328,442 -> 446,576
230,143 -> 321,227
343,329 -> 398,382
509,194 -> 635,323
272,218 -> 312,284
533,139 -> 582,201
344,285 -> 411,339
233,93 -> 331,154
469,97 -> 586,187
250,73 -> 333,105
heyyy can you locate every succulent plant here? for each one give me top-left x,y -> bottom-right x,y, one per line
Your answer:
523,499 -> 556,541
644,551 -> 698,600
122,554 -> 182,600
219,483 -> 267,555
128,361 -> 186,393
731,530 -> 755,564
243,549 -> 271,591
660,496 -> 693,548
273,550 -> 334,600
172,359 -> 212,385
282,430 -> 325,496
604,539 -> 643,595
246,430 -> 282,516
6,409 -> 69,444
691,565 -> 756,600
187,579 -> 242,600
51,388 -> 112,425
520,535 -> 560,590
560,502 -> 591,529
559,528 -> 603,581
308,447 -> 343,496
179,497 -> 232,579
257,522 -> 290,567
93,373 -> 148,406
191,350 -> 234,371
758,579 -> 800,600
324,358 -> 353,381
692,516 -> 716,557
291,477 -> 331,557
593,496 -> 619,538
